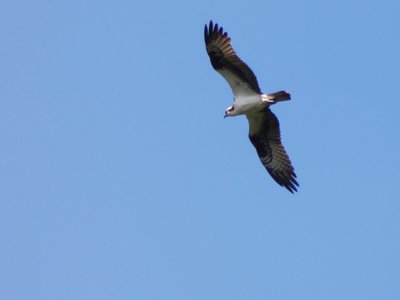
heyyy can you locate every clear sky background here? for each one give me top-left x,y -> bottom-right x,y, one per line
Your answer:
1,0 -> 399,299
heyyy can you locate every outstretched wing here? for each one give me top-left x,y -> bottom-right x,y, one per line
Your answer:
204,21 -> 261,96
247,109 -> 299,193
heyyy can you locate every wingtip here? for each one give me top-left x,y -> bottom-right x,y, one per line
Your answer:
281,179 -> 298,193
205,20 -> 215,43
266,169 -> 299,193
283,177 -> 299,193
209,20 -> 214,32
205,20 -> 227,46
288,176 -> 299,193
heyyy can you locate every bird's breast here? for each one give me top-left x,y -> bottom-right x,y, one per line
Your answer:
234,94 -> 265,115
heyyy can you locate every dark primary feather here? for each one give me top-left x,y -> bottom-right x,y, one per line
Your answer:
204,21 -> 261,94
248,109 -> 299,193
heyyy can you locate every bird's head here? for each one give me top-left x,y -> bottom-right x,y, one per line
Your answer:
224,105 -> 235,118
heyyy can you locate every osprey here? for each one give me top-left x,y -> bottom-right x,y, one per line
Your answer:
204,21 -> 299,193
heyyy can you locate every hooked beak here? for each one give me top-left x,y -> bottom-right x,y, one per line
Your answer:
225,105 -> 234,118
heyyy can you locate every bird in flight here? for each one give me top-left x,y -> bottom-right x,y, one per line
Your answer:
204,21 -> 299,193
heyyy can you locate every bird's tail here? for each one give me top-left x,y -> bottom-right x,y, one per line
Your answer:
266,91 -> 291,103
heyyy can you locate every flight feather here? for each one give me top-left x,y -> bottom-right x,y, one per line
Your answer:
248,109 -> 299,193
204,21 -> 261,95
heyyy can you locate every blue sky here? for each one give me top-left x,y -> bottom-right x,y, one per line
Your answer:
1,0 -> 399,299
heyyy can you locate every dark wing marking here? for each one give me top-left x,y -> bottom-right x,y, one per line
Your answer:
248,109 -> 299,193
204,21 -> 261,95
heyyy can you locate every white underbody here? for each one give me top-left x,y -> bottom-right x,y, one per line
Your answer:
228,93 -> 272,116
217,69 -> 274,117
